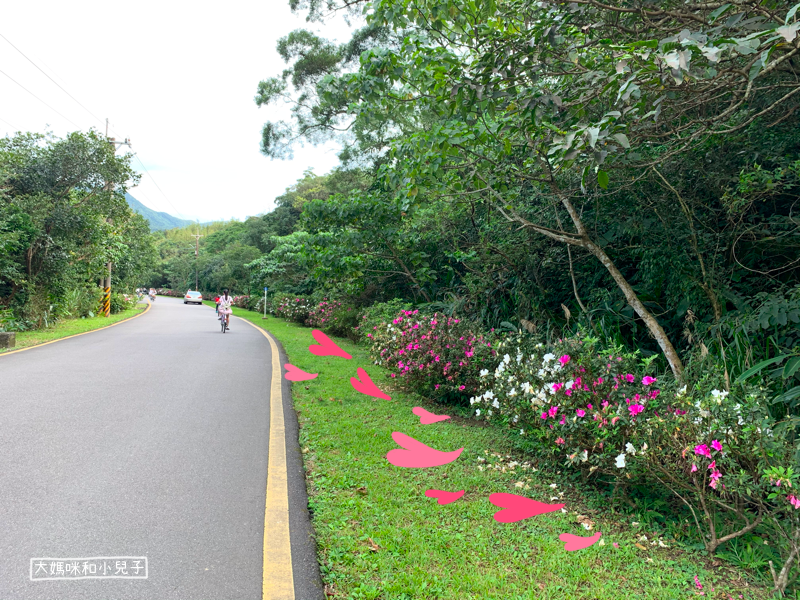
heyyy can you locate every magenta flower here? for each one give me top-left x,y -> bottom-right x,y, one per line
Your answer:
789,495 -> 800,509
694,444 -> 712,458
576,409 -> 586,417
553,383 -> 564,393
628,404 -> 644,417
711,440 -> 723,452
459,385 -> 466,391
708,460 -> 716,470
691,464 -> 698,473
559,354 -> 571,366
541,412 -> 548,420
625,374 -> 635,383
642,376 -> 657,386
587,404 -> 593,410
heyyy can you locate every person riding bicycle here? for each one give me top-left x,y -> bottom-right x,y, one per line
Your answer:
214,294 -> 220,316
149,288 -> 156,302
218,289 -> 233,331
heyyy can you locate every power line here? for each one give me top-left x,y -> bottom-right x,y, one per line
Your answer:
0,116 -> 19,131
0,31 -> 105,129
132,153 -> 187,220
0,67 -> 82,129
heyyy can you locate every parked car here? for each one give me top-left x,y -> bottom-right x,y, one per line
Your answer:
184,291 -> 203,305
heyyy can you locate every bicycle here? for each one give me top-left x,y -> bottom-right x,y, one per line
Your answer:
220,313 -> 228,333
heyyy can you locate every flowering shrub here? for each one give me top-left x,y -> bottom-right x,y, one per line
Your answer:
271,294 -> 315,323
472,333 -> 659,478
355,299 -> 413,342
368,310 -> 498,402
231,295 -> 250,309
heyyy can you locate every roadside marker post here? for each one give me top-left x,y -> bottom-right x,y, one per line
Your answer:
263,287 -> 268,319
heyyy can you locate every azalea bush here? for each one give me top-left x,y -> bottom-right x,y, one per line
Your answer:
472,333 -> 659,479
367,309 -> 498,403
271,293 -> 314,323
305,298 -> 357,336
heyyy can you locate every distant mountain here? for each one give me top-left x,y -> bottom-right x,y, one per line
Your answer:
126,193 -> 194,231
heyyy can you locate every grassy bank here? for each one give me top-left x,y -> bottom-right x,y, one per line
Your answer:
0,303 -> 148,354
226,304 -> 769,599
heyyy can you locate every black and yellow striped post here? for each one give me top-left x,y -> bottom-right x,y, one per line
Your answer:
101,286 -> 111,317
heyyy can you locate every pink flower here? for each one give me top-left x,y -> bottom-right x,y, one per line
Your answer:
694,444 -> 712,458
708,460 -> 716,470
625,374 -> 635,383
390,373 -> 396,378
556,437 -> 565,445
628,404 -> 644,417
691,464 -> 698,473
642,376 -> 657,386
553,383 -> 564,393
576,409 -> 586,417
459,385 -> 466,391
548,406 -> 559,418
434,384 -> 440,390
613,542 -> 619,548
611,417 -> 620,425
587,404 -> 593,410
559,416 -> 565,425
541,412 -> 548,420
559,355 -> 571,366
649,389 -> 660,399
711,440 -> 723,452
789,495 -> 800,509
694,575 -> 702,590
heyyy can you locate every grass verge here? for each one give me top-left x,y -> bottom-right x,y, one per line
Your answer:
226,303 -> 770,600
0,303 -> 148,354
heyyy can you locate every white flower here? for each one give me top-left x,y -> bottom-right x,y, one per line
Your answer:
516,354 -> 523,363
579,450 -> 588,462
677,385 -> 687,396
550,483 -> 558,489
639,443 -> 648,455
615,453 -> 626,469
711,389 -> 729,404
492,399 -> 500,409
484,390 -> 495,400
487,410 -> 493,416
520,429 -> 525,435
479,369 -> 489,377
565,380 -> 575,390
543,353 -> 555,363
503,354 -> 511,364
512,415 -> 519,423
475,409 -> 481,416
537,369 -> 546,377
470,397 -> 476,405
625,442 -> 636,454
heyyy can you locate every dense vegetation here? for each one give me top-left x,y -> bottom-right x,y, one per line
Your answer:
0,131 -> 156,330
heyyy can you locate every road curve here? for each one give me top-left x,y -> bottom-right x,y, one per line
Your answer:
0,297 -> 322,600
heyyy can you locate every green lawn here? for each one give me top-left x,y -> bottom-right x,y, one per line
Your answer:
0,303 -> 148,354
225,303 -> 770,600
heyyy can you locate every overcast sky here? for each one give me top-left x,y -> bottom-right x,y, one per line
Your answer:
1,1 -> 356,222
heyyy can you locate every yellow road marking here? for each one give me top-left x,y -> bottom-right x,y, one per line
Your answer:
241,317 -> 295,600
0,301 -> 152,358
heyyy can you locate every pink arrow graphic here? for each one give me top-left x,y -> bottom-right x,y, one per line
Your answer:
386,432 -> 464,468
412,407 -> 451,424
559,531 -> 603,551
489,493 -> 565,523
284,363 -> 318,381
425,489 -> 465,505
351,367 -> 391,400
308,329 -> 352,359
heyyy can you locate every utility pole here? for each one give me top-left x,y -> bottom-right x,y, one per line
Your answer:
100,118 -> 131,316
190,226 -> 203,291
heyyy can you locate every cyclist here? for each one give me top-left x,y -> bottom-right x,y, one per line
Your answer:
149,288 -> 156,302
218,289 -> 233,331
214,294 -> 220,316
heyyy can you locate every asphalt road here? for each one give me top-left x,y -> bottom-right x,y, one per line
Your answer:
0,297 -> 323,600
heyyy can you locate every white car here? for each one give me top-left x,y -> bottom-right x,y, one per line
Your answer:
184,291 -> 203,305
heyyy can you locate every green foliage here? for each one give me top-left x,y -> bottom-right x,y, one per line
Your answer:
0,130 -> 155,329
